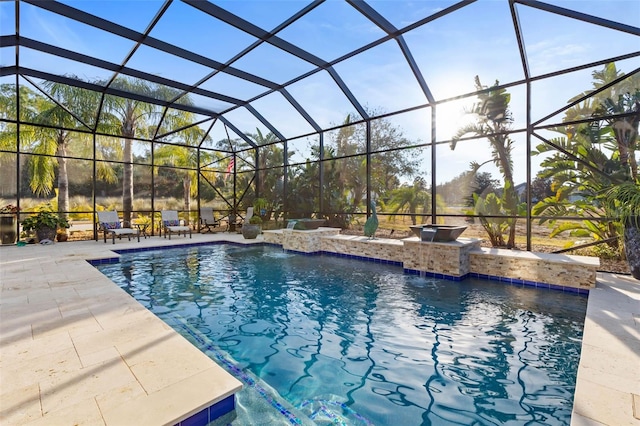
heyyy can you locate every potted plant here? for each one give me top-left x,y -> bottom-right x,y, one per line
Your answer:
242,215 -> 262,239
0,204 -> 19,245
56,229 -> 69,242
21,206 -> 71,243
602,180 -> 640,279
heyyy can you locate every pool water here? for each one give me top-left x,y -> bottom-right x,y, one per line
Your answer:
97,244 -> 587,425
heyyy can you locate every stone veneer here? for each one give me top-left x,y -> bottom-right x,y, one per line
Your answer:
263,228 -> 340,252
264,228 -> 599,290
320,234 -> 405,263
403,237 -> 481,277
469,247 -> 599,290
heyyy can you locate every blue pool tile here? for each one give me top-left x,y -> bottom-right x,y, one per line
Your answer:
86,257 -> 119,265
209,395 -> 235,422
178,406 -> 209,426
175,395 -> 235,426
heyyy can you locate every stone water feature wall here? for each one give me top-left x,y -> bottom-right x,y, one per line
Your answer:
261,228 -> 599,290
403,238 -> 482,278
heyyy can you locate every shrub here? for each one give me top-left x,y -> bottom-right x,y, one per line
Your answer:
21,205 -> 70,232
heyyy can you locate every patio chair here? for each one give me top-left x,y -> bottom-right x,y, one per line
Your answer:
199,207 -> 222,233
97,211 -> 140,244
237,207 -> 253,228
230,207 -> 253,233
161,210 -> 192,239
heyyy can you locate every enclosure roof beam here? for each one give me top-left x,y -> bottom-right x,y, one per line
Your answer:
15,67 -> 220,117
17,37 -> 245,107
22,0 -> 279,90
218,116 -> 258,148
280,88 -> 322,133
347,0 -> 435,104
183,0 -> 329,69
244,105 -> 286,142
514,0 -> 640,36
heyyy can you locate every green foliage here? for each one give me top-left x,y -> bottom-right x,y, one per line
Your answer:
249,215 -> 263,225
387,177 -> 430,225
21,205 -> 70,232
600,180 -> 640,227
531,62 -> 639,249
590,241 -> 625,260
470,193 -> 510,247
451,77 -> 519,247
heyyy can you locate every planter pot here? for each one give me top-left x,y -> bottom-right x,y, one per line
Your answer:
242,224 -> 261,239
56,233 -> 68,242
0,214 -> 17,245
36,226 -> 57,242
624,219 -> 640,280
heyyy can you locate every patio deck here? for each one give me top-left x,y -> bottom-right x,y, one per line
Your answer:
0,232 -> 638,425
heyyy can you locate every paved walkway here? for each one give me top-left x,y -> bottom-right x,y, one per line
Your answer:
0,233 -> 638,425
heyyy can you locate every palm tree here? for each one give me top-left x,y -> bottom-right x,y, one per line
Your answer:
29,81 -> 101,218
99,77 -> 160,225
247,129 -> 296,220
0,80 -> 115,229
387,177 -> 430,225
589,63 -> 640,180
154,119 -> 213,223
451,76 -> 518,247
0,83 -> 39,165
532,63 -> 639,251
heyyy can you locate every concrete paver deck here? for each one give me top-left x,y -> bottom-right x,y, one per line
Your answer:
1,233 -> 247,425
1,233 -> 638,425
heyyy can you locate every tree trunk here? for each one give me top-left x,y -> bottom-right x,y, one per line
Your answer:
56,140 -> 69,220
123,138 -> 134,225
183,175 -> 191,225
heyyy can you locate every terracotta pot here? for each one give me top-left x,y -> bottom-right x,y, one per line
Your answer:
56,233 -> 68,242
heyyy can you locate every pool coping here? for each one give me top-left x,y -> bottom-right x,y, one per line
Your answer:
1,233 -> 638,425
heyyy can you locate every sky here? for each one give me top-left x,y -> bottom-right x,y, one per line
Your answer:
0,0 -> 639,184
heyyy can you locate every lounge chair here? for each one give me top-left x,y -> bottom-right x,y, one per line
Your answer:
97,211 -> 140,244
235,207 -> 253,232
199,207 -> 222,233
161,210 -> 192,239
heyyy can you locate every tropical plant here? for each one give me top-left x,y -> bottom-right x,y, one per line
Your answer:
29,80 -> 103,221
249,215 -> 263,225
98,77 -> 161,225
387,177 -> 430,225
21,205 -> 70,232
532,130 -> 622,249
585,63 -> 640,180
532,63 -> 639,250
154,114 -> 213,223
451,76 -> 519,247
600,180 -> 640,278
468,191 -> 518,247
247,130 -> 289,219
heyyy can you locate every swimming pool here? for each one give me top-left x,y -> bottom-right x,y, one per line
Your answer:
96,243 -> 587,425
